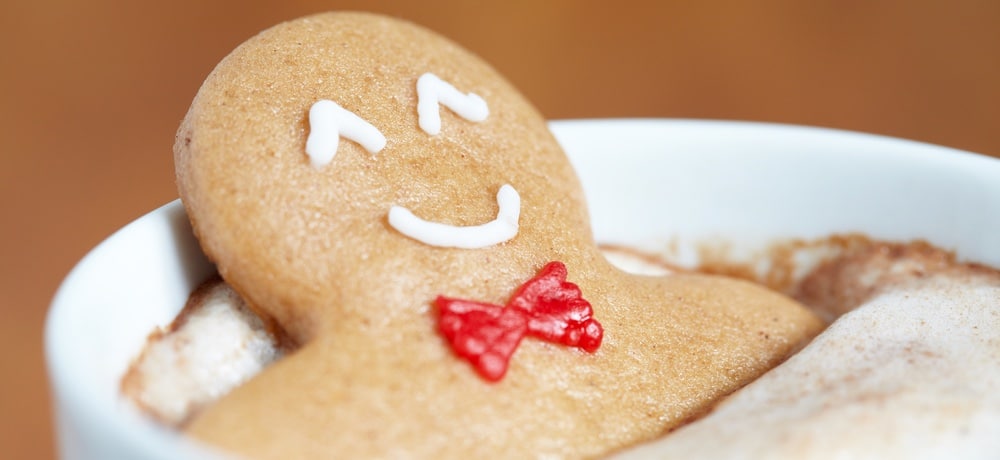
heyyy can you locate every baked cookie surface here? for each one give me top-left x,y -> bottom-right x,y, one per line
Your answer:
175,11 -> 823,458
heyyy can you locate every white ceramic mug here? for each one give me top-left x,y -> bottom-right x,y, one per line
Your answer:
46,119 -> 1000,459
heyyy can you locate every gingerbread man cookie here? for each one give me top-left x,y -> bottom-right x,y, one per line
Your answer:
175,12 -> 823,459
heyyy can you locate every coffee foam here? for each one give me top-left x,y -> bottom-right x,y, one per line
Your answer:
613,242 -> 1000,459
121,279 -> 285,427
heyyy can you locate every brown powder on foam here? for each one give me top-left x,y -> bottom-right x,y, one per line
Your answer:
603,233 -> 1000,323
693,234 -> 877,295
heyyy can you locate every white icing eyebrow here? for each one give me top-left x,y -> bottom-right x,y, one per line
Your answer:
305,99 -> 386,168
388,184 -> 520,249
416,72 -> 489,135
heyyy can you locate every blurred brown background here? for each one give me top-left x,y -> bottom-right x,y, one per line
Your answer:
2,0 -> 998,457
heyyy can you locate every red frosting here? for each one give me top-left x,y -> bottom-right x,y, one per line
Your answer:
437,261 -> 603,381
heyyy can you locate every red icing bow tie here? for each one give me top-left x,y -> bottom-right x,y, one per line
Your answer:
437,261 -> 603,382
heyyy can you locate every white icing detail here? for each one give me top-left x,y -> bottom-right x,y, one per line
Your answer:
388,184 -> 520,249
416,72 -> 489,135
305,99 -> 386,168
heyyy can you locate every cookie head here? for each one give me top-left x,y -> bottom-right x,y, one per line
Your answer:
175,12 -> 822,459
176,12 -> 592,342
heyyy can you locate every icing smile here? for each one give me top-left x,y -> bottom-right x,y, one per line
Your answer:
387,184 -> 521,249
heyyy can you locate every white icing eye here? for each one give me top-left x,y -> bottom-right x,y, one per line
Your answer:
417,73 -> 489,135
305,99 -> 386,169
388,184 -> 520,249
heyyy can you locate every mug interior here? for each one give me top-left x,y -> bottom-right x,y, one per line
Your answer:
46,119 -> 1000,459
